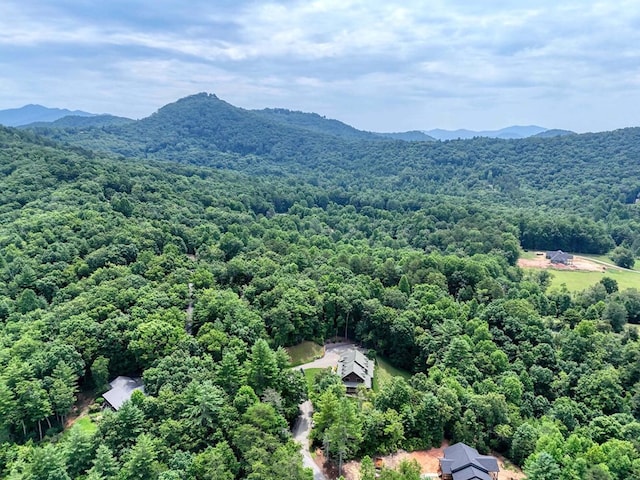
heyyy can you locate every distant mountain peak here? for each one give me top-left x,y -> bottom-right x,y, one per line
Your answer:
0,104 -> 95,127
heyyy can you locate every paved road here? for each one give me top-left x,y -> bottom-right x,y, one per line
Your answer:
293,400 -> 327,480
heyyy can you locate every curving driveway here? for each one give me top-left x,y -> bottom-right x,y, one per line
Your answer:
293,400 -> 326,480
292,342 -> 359,480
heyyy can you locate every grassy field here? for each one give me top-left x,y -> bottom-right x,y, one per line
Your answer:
521,249 -> 640,292
548,269 -> 640,292
373,355 -> 411,392
285,341 -> 324,367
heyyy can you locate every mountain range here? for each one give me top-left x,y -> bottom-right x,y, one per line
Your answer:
423,125 -> 574,140
0,104 -> 95,127
0,101 -> 572,139
17,93 -> 640,217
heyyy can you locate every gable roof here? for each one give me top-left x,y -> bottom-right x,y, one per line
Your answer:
546,250 -> 574,263
440,443 -> 499,480
103,376 -> 144,410
338,349 -> 374,389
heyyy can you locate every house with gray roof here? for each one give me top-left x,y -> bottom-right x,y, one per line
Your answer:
439,442 -> 499,480
338,348 -> 374,394
103,376 -> 144,411
546,250 -> 574,265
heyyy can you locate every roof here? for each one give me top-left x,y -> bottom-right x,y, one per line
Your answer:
338,349 -> 374,389
546,250 -> 574,263
440,443 -> 499,480
103,376 -> 144,410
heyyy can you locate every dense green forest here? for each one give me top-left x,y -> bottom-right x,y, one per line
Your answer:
26,93 -> 640,254
2,93 -> 640,479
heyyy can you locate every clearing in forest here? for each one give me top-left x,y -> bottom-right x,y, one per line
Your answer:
286,341 -> 325,366
518,252 -> 640,291
341,442 -> 526,480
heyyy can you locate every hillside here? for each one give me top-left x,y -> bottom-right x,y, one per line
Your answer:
252,107 -> 384,140
2,117 -> 640,479
532,128 -> 576,138
375,130 -> 436,141
22,114 -> 135,129
252,108 -> 435,142
24,94 -> 640,234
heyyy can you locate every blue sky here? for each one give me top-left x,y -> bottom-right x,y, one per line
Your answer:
1,0 -> 639,132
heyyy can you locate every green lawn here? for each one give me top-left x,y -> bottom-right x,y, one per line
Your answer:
61,415 -> 97,439
302,368 -> 324,392
285,341 -> 324,367
373,355 -> 411,392
548,269 -> 640,292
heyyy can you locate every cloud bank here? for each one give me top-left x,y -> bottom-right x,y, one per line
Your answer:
1,0 -> 639,131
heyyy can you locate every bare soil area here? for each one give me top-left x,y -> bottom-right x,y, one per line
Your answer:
518,253 -> 604,272
339,442 -> 525,480
64,392 -> 95,429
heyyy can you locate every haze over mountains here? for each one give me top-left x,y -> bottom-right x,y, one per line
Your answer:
424,125 -> 575,140
0,104 -> 95,127
0,100 -> 573,140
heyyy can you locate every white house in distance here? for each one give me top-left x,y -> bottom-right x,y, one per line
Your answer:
103,376 -> 144,410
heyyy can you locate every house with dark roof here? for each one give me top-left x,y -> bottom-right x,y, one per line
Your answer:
103,376 -> 144,411
439,442 -> 499,480
338,349 -> 374,394
546,250 -> 574,265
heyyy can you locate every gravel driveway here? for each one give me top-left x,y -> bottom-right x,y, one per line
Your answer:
293,342 -> 357,371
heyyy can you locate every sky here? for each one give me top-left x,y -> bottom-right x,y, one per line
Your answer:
1,0 -> 639,132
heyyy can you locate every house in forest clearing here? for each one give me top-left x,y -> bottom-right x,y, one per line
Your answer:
546,250 -> 574,265
103,376 -> 144,411
439,442 -> 499,480
338,348 -> 374,394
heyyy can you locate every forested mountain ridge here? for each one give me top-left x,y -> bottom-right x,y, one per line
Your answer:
24,93 -> 640,208
22,114 -> 135,129
24,93 -> 640,253
251,107 -> 387,140
251,108 -> 436,141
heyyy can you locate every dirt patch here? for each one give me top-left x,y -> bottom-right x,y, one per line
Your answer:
518,252 -> 604,272
339,443 -> 525,480
64,392 -> 95,429
342,444 -> 446,480
495,453 -> 527,480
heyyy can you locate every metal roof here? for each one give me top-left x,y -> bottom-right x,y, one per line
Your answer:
338,349 -> 374,389
103,376 -> 144,410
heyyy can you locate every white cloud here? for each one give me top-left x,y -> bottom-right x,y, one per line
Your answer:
1,0 -> 639,131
